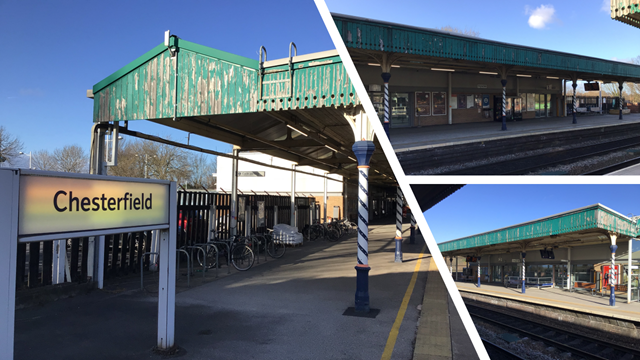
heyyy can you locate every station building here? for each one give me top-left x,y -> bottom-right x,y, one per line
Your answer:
438,204 -> 640,302
332,13 -> 640,130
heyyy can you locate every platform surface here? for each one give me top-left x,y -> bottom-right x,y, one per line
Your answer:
14,223 -> 477,360
456,281 -> 640,322
391,113 -> 640,152
608,163 -> 640,175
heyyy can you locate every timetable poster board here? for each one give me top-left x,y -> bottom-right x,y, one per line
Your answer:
416,92 -> 431,115
467,95 -> 474,109
482,95 -> 490,109
450,94 -> 458,109
433,92 -> 447,115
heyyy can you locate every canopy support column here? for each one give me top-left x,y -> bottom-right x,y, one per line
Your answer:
610,233 -> 618,307
395,186 -> 403,263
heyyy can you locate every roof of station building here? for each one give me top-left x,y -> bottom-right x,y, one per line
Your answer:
332,13 -> 640,83
438,204 -> 639,254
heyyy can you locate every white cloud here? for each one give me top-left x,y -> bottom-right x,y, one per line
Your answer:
601,0 -> 610,12
526,4 -> 556,29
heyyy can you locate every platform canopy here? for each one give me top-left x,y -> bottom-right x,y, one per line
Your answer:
332,13 -> 640,83
438,204 -> 639,256
411,184 -> 464,211
89,36 -> 394,185
611,0 -> 640,29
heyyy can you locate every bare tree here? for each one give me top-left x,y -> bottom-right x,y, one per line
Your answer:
188,153 -> 217,189
32,149 -> 57,171
439,25 -> 480,37
0,126 -> 24,166
53,145 -> 88,173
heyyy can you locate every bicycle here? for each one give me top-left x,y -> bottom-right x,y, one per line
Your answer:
197,231 -> 255,271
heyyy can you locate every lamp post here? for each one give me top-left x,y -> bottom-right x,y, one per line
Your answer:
136,154 -> 155,179
19,151 -> 32,169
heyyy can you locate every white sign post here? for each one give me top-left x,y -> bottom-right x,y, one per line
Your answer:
0,168 -> 177,358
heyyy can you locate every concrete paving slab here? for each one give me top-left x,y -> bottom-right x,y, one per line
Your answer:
14,223 -> 470,360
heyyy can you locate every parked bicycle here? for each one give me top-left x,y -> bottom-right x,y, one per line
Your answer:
251,228 -> 286,259
197,231 -> 255,271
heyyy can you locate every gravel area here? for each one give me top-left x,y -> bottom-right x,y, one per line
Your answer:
528,147 -> 640,175
475,321 -> 571,360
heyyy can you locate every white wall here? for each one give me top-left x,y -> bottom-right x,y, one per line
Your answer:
217,152 -> 343,195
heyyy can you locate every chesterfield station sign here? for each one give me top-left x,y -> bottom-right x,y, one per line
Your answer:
18,173 -> 169,237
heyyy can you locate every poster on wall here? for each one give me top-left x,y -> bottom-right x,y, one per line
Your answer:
466,95 -> 474,109
238,197 -> 246,222
450,94 -> 458,110
433,92 -> 447,115
416,92 -> 431,115
482,95 -> 490,109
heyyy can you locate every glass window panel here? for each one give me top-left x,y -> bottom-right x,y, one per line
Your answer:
390,93 -> 410,127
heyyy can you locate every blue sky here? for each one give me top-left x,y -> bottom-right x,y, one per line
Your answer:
325,0 -> 639,63
424,185 -> 640,242
1,0 -> 332,161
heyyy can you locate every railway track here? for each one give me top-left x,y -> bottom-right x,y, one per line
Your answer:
482,339 -> 526,360
468,305 -> 640,360
397,122 -> 640,175
443,136 -> 640,175
584,156 -> 640,175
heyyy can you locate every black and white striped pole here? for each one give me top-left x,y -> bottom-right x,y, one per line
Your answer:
500,79 -> 507,131
610,233 -> 618,306
352,141 -> 375,313
395,186 -> 403,263
382,72 -> 391,138
572,82 -> 578,124
521,252 -> 527,294
619,83 -> 624,120
477,256 -> 482,288
409,212 -> 416,244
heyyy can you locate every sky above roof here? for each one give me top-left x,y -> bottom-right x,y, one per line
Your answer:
325,0 -> 639,63
1,0 -> 332,159
424,185 -> 640,243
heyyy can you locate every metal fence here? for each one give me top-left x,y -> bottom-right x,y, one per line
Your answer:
16,191 -> 314,289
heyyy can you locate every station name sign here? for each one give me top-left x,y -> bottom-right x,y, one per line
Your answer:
18,175 -> 169,236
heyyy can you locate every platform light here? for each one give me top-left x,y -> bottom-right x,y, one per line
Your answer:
546,76 -> 560,79
319,133 -> 328,139
368,63 -> 381,66
517,74 -> 532,77
325,145 -> 338,152
391,65 -> 401,68
431,68 -> 455,72
479,71 -> 498,75
286,124 -> 307,136
374,170 -> 380,173
348,156 -> 356,161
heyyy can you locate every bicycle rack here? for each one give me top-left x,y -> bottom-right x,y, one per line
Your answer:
176,248 -> 190,287
208,240 -> 231,274
193,242 -> 219,278
184,245 -> 207,278
141,249 -> 190,290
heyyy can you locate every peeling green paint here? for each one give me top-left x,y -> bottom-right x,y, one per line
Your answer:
92,40 -> 359,123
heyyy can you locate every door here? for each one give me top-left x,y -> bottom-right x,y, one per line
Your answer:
390,93 -> 411,128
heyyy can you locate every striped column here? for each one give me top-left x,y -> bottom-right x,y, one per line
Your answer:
572,82 -> 578,124
477,257 -> 482,288
500,79 -> 507,131
619,83 -> 624,120
449,257 -> 453,276
410,213 -> 416,244
352,141 -> 375,313
382,72 -> 391,138
610,234 -> 618,307
395,186 -> 403,263
521,252 -> 527,294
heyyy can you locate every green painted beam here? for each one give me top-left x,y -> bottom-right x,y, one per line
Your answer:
333,13 -> 640,81
438,204 -> 638,253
